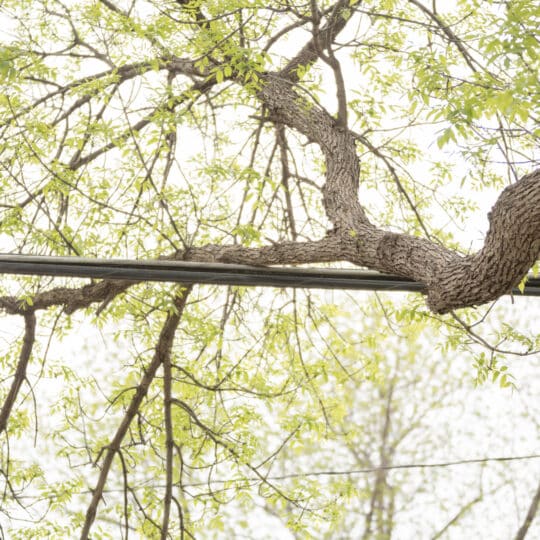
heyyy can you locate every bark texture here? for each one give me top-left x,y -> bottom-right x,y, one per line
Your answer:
0,2 -> 538,316
246,10 -> 540,314
182,166 -> 540,314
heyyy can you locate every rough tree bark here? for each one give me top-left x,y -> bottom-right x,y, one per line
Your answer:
0,3 -> 538,538
0,2 -> 538,317
169,5 -> 540,315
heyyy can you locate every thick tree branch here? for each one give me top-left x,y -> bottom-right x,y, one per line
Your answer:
0,2 -> 538,320
259,74 -> 366,229
253,9 -> 540,314
257,63 -> 540,313
427,170 -> 540,312
0,168 -> 539,317
0,239 -> 342,315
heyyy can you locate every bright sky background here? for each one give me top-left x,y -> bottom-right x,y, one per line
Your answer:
0,1 -> 539,538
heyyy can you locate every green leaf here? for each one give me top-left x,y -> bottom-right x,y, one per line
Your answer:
437,127 -> 456,148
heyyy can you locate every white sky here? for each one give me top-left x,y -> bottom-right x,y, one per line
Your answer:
0,1 -> 539,538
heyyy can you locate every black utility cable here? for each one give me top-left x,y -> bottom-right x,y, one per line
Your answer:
0,254 -> 539,296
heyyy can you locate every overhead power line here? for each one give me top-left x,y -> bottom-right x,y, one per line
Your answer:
180,453 -> 540,486
0,254 -> 539,296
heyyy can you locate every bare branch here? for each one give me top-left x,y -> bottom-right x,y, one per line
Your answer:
514,478 -> 540,540
80,288 -> 191,539
161,315 -> 175,539
281,0 -> 355,82
0,311 -> 36,435
407,0 -> 478,72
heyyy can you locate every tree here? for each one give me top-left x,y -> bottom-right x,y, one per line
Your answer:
0,0 -> 539,538
250,301 -> 540,539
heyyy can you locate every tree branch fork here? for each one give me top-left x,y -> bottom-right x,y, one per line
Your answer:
0,4 -> 539,318
176,65 -> 540,315
1,169 -> 538,316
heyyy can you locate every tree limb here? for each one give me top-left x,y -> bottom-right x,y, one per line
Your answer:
514,477 -> 540,540
0,311 -> 36,435
80,288 -> 191,539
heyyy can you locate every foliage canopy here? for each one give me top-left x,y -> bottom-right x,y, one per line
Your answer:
0,0 -> 539,538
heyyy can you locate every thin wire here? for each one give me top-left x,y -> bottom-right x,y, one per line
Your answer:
264,453 -> 540,480
172,453 -> 540,488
